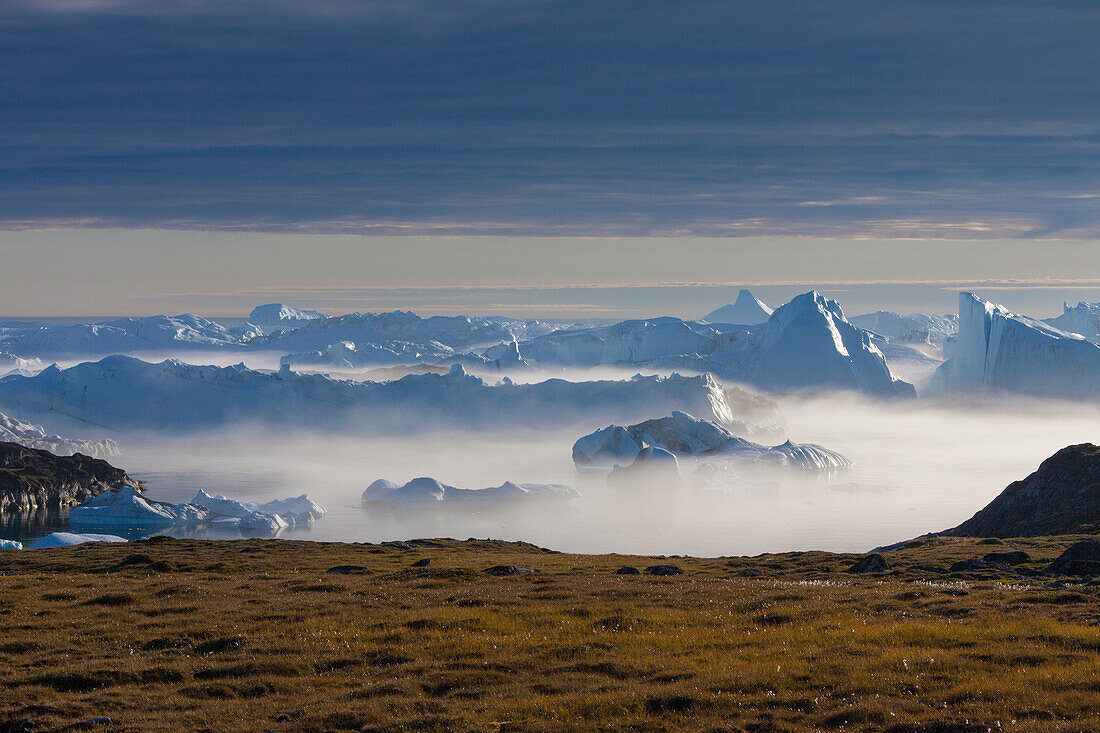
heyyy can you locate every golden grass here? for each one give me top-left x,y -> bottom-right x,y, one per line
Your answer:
0,536 -> 1097,732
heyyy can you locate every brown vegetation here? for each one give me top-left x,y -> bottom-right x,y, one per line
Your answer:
0,535 -> 1098,732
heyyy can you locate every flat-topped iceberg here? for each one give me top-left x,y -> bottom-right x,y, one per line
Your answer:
363,477 -> 579,506
248,304 -> 326,334
0,357 -> 751,435
573,411 -> 850,471
931,293 -> 1100,399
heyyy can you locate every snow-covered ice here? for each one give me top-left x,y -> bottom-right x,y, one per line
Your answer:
1044,301 -> 1100,343
0,539 -> 22,550
572,411 -> 850,470
247,304 -> 327,334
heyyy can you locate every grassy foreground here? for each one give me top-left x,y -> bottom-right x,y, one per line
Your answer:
0,536 -> 1098,732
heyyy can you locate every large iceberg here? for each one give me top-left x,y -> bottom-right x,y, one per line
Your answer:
69,486 -> 207,527
0,410 -> 119,458
1044,301 -> 1100,343
572,411 -> 851,471
363,477 -> 579,506
484,291 -> 913,397
0,357 -> 751,435
0,314 -> 245,357
849,311 -> 958,346
702,289 -> 774,325
0,352 -> 43,377
931,292 -> 1100,399
248,304 -> 326,334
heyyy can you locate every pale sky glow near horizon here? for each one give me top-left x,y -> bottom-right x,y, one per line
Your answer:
2,230 -> 1100,320
1,1 -> 1099,320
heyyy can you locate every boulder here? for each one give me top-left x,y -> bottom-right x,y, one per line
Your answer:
846,554 -> 890,574
482,565 -> 537,576
644,564 -> 684,576
615,566 -> 640,575
944,444 -> 1100,537
1045,539 -> 1100,577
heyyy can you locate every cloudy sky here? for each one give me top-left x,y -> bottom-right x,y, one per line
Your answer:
2,0 -> 1099,316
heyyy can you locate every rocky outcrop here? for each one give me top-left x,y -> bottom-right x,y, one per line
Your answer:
1045,539 -> 1100,576
0,442 -> 143,514
944,444 -> 1100,537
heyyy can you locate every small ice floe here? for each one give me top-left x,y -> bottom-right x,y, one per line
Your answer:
0,539 -> 23,550
28,532 -> 127,549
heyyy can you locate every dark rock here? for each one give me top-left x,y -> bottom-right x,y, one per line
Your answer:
0,442 -> 143,514
411,558 -> 431,567
1045,539 -> 1100,577
982,550 -> 1030,565
643,564 -> 684,576
908,564 -> 947,575
325,565 -> 369,575
846,554 -> 890,574
945,443 -> 1100,537
482,565 -> 537,576
734,568 -> 761,577
614,566 -> 640,575
976,538 -> 1003,545
950,558 -> 1008,573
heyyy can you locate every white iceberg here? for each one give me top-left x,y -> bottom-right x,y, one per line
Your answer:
1044,301 -> 1100,343
238,511 -> 290,532
69,486 -> 208,527
28,532 -> 127,549
247,304 -> 326,334
487,291 -> 913,397
573,411 -> 851,471
931,292 -> 1100,399
702,289 -> 774,325
0,539 -> 22,550
849,311 -> 958,346
0,314 -> 245,357
362,477 -> 579,506
0,409 -> 119,458
0,357 -> 746,435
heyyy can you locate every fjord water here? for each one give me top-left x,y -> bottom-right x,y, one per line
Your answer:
99,391 -> 1100,556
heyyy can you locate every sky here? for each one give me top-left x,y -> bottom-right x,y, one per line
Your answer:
1,0 -> 1099,318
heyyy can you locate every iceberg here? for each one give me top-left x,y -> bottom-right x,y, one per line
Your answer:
0,539 -> 22,550
0,357 -> 749,435
28,532 -> 127,549
69,486 -> 208,527
702,289 -> 774,325
849,311 -> 958,346
931,292 -> 1100,399
248,304 -> 326,334
0,314 -> 245,357
0,410 -> 119,458
0,352 -> 43,377
486,292 -> 913,397
238,511 -> 290,532
1044,301 -> 1100,343
572,411 -> 851,471
362,477 -> 579,506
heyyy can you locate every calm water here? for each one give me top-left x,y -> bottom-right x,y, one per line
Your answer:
8,392 -> 1094,555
